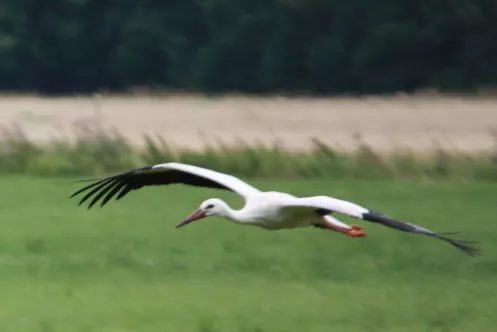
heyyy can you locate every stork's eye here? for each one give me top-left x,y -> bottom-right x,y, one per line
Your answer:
205,204 -> 214,210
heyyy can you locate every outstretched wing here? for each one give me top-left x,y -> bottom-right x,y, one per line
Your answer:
283,196 -> 481,257
70,162 -> 261,209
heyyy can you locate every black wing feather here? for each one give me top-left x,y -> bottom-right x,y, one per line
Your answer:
70,178 -> 110,199
88,180 -> 122,209
71,166 -> 233,209
100,181 -> 127,207
77,179 -> 115,206
116,183 -> 134,201
362,211 -> 481,257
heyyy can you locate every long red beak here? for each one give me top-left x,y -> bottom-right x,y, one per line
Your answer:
176,209 -> 206,228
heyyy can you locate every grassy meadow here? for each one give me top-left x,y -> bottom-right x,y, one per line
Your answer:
0,176 -> 496,332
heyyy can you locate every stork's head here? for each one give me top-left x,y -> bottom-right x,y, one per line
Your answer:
176,198 -> 228,228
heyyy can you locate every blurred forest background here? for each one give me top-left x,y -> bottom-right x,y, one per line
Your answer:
1,0 -> 497,95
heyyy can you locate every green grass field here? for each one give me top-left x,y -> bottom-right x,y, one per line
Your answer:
0,176 -> 496,332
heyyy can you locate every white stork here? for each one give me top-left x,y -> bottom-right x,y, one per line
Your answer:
70,162 -> 480,257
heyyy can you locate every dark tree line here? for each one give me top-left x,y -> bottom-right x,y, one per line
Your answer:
1,0 -> 496,94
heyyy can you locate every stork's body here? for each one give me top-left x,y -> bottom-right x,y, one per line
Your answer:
211,191 -> 361,232
209,192 -> 316,230
71,162 -> 480,257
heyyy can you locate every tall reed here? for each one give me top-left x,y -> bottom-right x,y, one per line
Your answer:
1,124 -> 496,181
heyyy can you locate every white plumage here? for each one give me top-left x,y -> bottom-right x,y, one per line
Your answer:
71,162 -> 480,257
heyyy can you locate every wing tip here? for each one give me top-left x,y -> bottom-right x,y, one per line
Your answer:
435,234 -> 482,257
362,211 -> 482,258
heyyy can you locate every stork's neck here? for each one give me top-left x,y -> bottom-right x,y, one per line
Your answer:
219,203 -> 250,224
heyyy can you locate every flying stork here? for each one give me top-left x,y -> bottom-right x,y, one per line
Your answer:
70,162 -> 480,257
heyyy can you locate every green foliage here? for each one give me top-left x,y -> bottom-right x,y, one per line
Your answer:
0,177 -> 495,331
1,0 -> 496,94
1,124 -> 496,181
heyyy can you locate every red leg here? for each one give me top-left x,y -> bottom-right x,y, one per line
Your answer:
319,222 -> 367,237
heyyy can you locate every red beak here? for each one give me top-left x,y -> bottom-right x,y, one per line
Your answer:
176,209 -> 206,228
